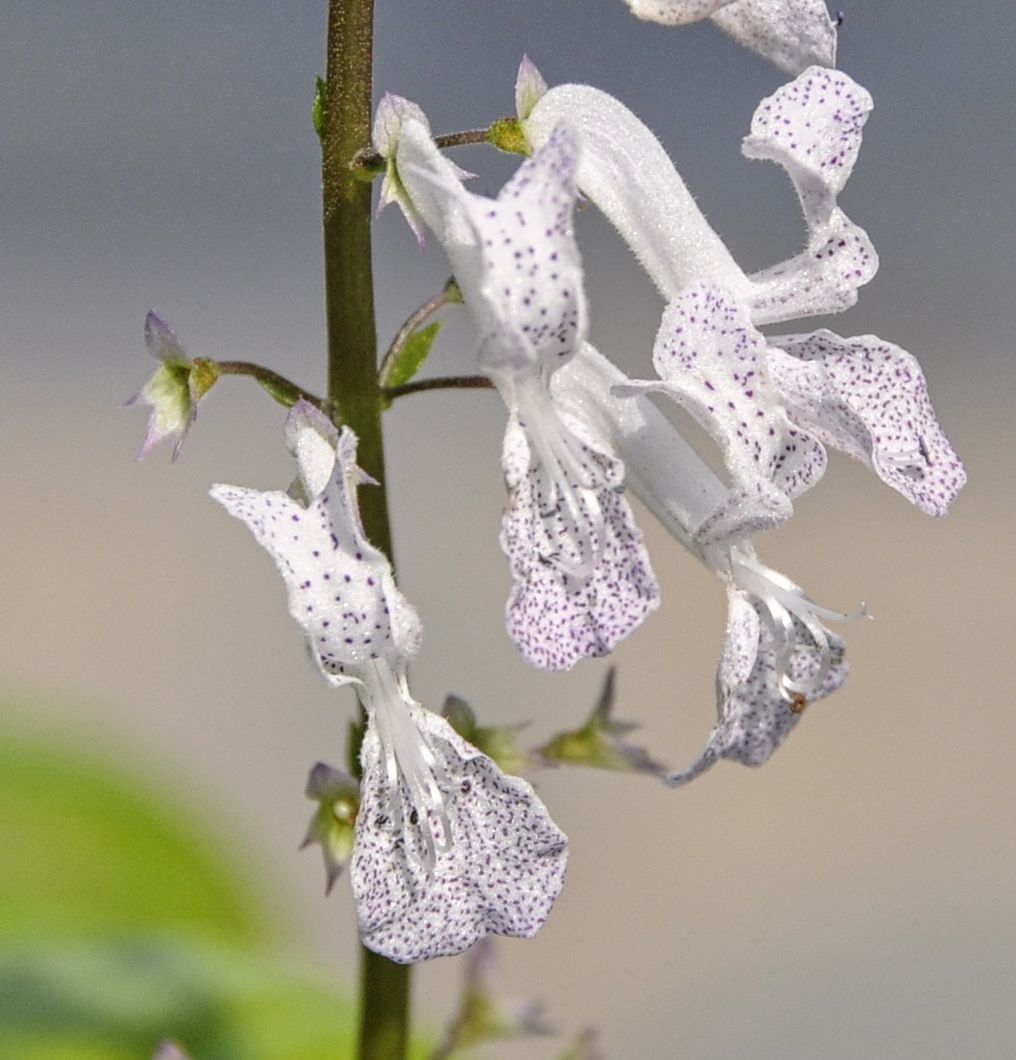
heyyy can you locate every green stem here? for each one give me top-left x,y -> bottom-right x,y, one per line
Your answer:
353,126 -> 495,175
216,360 -> 328,412
321,2 -> 409,1059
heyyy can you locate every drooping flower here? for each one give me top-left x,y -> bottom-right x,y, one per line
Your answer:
552,343 -> 864,783
622,0 -> 838,74
666,545 -> 857,786
524,64 -> 964,523
211,402 -> 568,962
127,311 -> 220,461
381,100 -> 660,670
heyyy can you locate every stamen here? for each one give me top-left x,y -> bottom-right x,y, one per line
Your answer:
731,552 -> 868,700
361,661 -> 452,874
516,381 -> 606,580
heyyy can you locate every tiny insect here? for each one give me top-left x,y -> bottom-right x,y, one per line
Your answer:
790,692 -> 808,714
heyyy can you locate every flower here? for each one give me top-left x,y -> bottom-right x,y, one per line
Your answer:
372,93 -> 472,246
622,0 -> 838,74
211,401 -> 568,962
382,101 -> 660,670
301,761 -> 360,894
552,345 -> 864,783
525,65 -> 964,525
127,311 -> 220,461
666,545 -> 858,786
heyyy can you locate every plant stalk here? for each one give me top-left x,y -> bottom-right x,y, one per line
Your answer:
321,2 -> 409,1058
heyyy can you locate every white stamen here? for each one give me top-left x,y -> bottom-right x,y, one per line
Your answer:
731,551 -> 868,699
516,379 -> 606,580
360,660 -> 452,874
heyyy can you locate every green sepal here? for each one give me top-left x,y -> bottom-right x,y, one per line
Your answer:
382,322 -> 442,404
535,669 -> 667,776
189,358 -> 221,400
312,76 -> 327,142
441,695 -> 531,777
487,117 -> 530,157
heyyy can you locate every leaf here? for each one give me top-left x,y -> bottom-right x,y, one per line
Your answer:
312,75 -> 327,141
384,321 -> 442,395
0,721 -> 267,947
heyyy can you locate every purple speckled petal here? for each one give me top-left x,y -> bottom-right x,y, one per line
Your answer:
210,416 -> 421,678
768,330 -> 967,516
744,66 -> 871,224
621,284 -> 827,505
467,123 -> 586,381
353,706 -> 568,964
668,587 -> 847,787
710,1 -> 836,73
500,413 -> 660,671
744,67 -> 877,322
625,1 -> 837,73
748,211 -> 877,326
625,0 -> 732,23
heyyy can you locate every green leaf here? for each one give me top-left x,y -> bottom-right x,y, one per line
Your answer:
384,322 -> 443,399
0,721 -> 267,948
312,76 -> 327,142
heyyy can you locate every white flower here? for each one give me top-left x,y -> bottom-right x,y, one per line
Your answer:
127,311 -> 219,462
211,402 -> 567,962
553,346 -> 864,783
622,0 -> 838,74
666,546 -> 859,786
525,64 -> 964,525
384,102 -> 660,670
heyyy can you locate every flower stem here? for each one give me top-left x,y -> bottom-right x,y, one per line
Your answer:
352,126 -> 495,175
321,2 -> 409,1058
383,375 -> 493,401
215,360 -> 328,412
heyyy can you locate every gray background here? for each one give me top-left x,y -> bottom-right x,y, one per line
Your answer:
2,2 -> 1015,1056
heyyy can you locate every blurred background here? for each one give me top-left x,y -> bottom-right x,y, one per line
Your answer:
2,2 -> 1014,1057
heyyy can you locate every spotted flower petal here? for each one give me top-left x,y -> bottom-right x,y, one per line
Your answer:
353,692 -> 568,964
619,284 -> 827,507
398,118 -> 588,385
501,408 -> 658,671
668,554 -> 852,787
210,407 -> 422,681
624,0 -> 837,73
393,109 -> 660,665
744,67 -> 878,323
554,342 -> 793,548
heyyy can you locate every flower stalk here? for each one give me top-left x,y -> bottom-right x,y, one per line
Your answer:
320,0 -> 407,1056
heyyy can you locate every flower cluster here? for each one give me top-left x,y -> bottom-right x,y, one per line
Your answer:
132,8 -> 964,963
377,58 -> 962,794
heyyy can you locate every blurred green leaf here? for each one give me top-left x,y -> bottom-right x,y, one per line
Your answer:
0,937 -> 359,1060
0,725 -> 266,947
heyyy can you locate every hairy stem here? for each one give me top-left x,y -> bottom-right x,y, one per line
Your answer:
216,360 -> 328,412
321,2 -> 409,1058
